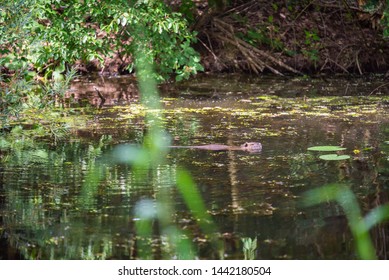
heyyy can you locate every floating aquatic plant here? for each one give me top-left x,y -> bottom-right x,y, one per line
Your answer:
307,146 -> 346,152
308,146 -> 350,161
319,154 -> 351,161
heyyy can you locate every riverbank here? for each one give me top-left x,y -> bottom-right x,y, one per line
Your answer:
85,1 -> 388,77
195,1 -> 389,75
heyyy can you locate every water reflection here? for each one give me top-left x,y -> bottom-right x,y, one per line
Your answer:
68,74 -> 389,108
68,75 -> 139,107
1,75 -> 389,259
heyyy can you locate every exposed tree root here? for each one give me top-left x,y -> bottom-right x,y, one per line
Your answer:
212,18 -> 302,75
194,0 -> 389,75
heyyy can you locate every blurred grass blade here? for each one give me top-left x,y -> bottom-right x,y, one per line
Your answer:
364,204 -> 389,231
303,184 -> 377,260
176,168 -> 221,254
176,169 -> 215,229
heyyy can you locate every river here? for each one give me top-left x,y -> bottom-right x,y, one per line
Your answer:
1,74 -> 389,259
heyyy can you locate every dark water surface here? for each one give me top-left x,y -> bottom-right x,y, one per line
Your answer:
1,74 -> 389,259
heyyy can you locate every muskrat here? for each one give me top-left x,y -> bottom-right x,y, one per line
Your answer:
169,142 -> 262,152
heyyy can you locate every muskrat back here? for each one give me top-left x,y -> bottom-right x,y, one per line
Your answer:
169,142 -> 262,152
169,144 -> 230,150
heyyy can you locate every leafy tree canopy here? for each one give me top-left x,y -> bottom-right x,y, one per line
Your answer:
0,0 -> 203,81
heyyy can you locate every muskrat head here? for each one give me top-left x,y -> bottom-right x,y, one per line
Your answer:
240,142 -> 262,151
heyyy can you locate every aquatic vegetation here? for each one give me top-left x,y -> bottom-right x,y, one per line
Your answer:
318,154 -> 351,161
241,237 -> 257,260
307,146 -> 346,152
308,146 -> 350,161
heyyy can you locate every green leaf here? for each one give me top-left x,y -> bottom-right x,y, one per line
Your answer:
55,63 -> 66,73
308,146 -> 346,152
0,138 -> 11,149
31,149 -> 48,159
319,154 -> 351,161
52,71 -> 64,82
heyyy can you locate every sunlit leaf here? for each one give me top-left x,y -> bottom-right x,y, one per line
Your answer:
121,17 -> 127,27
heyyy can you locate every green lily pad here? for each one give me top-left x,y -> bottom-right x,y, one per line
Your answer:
308,146 -> 346,152
319,154 -> 351,161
